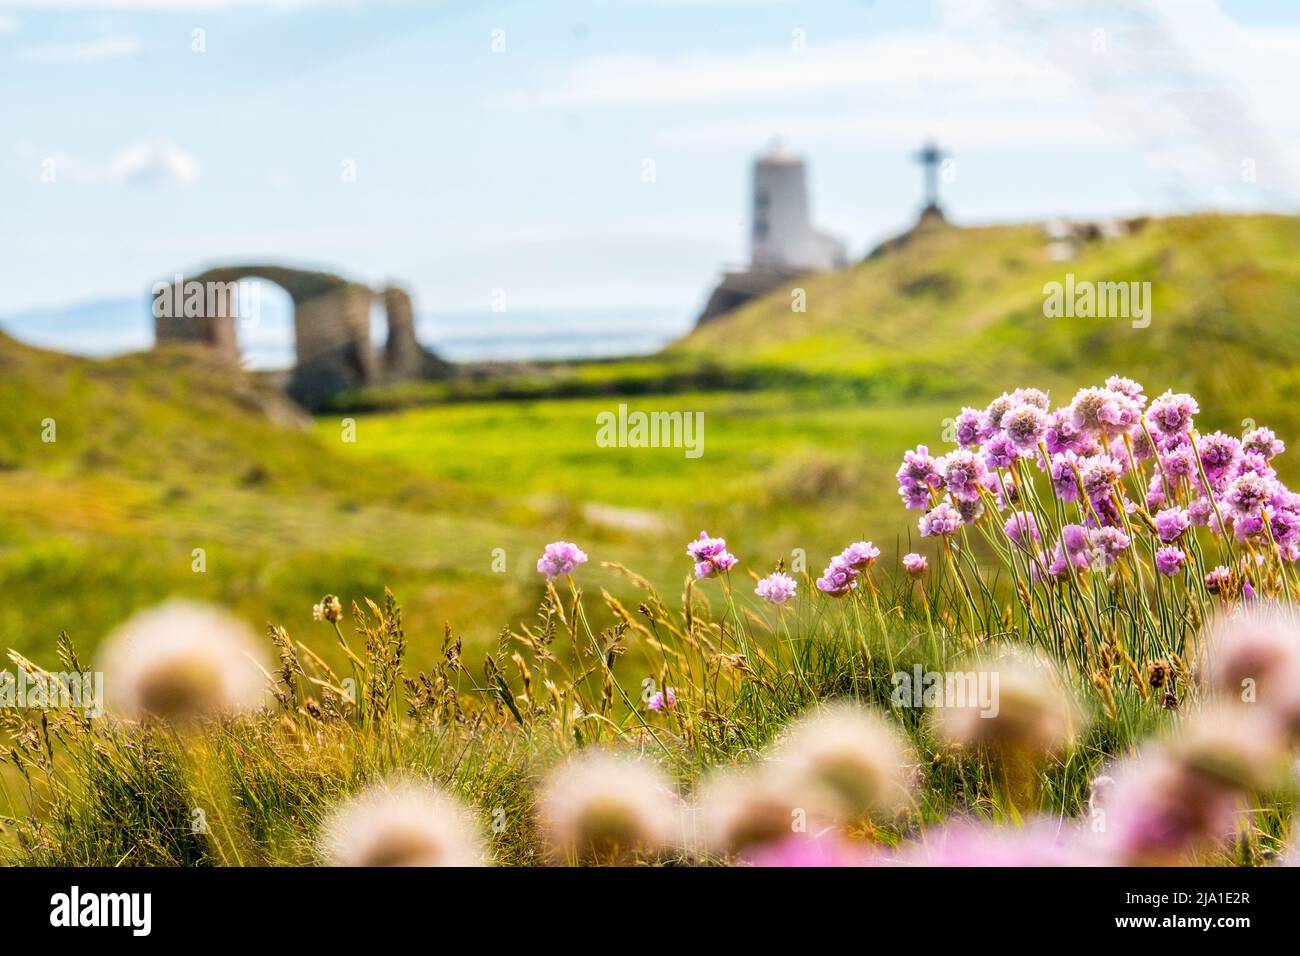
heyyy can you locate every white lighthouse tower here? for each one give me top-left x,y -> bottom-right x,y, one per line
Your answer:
695,142 -> 849,326
750,142 -> 846,272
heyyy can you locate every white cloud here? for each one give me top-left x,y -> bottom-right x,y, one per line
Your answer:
494,1 -> 1300,200
935,0 -> 1300,199
491,29 -> 1110,152
657,112 -> 1112,150
23,136 -> 199,186
492,32 -> 1074,110
0,13 -> 17,32
22,35 -> 140,61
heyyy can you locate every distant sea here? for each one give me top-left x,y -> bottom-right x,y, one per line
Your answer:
0,295 -> 695,368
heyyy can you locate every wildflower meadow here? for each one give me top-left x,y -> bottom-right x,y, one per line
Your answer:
4,376 -> 1299,871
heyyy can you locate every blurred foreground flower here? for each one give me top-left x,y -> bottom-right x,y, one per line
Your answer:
932,650 -> 1078,757
318,781 -> 484,867
747,833 -> 872,867
932,650 -> 1080,810
896,818 -> 1091,867
538,751 -> 679,863
97,600 -> 268,722
694,766 -> 838,859
774,702 -> 914,822
1093,707 -> 1287,865
1199,604 -> 1300,736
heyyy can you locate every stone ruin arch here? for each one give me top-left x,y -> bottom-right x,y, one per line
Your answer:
152,264 -> 448,407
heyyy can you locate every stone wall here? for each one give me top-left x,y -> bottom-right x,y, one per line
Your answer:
290,282 -> 378,407
382,285 -> 452,381
152,292 -> 239,360
152,265 -> 449,407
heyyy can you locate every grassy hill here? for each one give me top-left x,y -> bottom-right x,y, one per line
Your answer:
0,336 -> 594,664
676,213 -> 1300,421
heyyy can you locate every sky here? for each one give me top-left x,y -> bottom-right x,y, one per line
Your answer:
3,0 -> 1300,322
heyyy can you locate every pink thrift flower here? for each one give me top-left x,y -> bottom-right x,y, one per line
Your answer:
897,818 -> 1091,867
982,436 -> 1016,470
687,531 -> 737,579
1188,496 -> 1215,527
955,496 -> 985,526
1002,404 -> 1048,454
919,502 -> 962,538
1003,510 -> 1040,547
1069,386 -> 1139,434
1049,524 -> 1092,576
839,541 -> 880,569
816,555 -> 858,596
1078,454 -> 1122,503
1048,452 -> 1082,503
746,834 -> 871,868
938,449 -> 986,502
1243,425 -> 1285,460
1197,431 -> 1242,486
647,687 -> 677,712
1104,376 -> 1146,407
902,553 -> 928,577
755,572 -> 797,605
1204,565 -> 1231,594
1159,444 -> 1197,481
1146,390 -> 1199,437
1225,472 -> 1272,517
1088,526 -> 1130,567
953,407 -> 989,449
1153,506 -> 1190,543
1044,408 -> 1098,456
897,445 -> 942,510
1010,387 -> 1051,411
536,541 -> 588,580
1268,508 -> 1300,548
1155,546 -> 1185,576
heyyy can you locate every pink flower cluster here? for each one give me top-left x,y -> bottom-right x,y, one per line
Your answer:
902,553 -> 928,577
536,541 -> 588,580
898,377 -> 1297,587
816,541 -> 880,596
754,571 -> 797,605
686,531 -> 738,579
647,687 -> 677,712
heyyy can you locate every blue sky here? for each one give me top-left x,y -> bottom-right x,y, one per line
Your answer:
3,0 -> 1299,320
